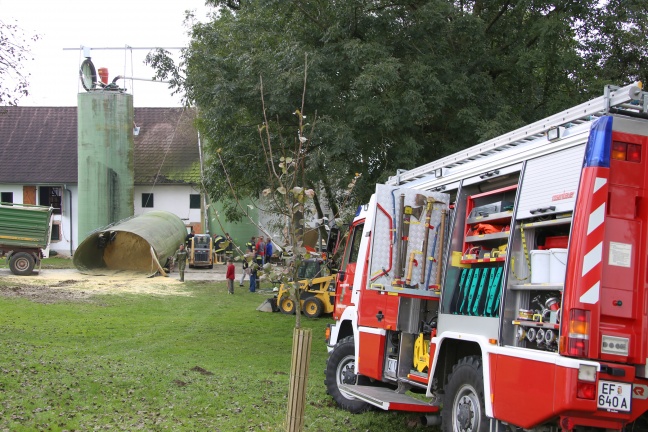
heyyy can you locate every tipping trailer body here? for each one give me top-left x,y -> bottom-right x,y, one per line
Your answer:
0,202 -> 53,275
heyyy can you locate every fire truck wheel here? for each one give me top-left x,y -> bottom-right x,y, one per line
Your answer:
627,412 -> 648,430
324,336 -> 371,413
303,297 -> 324,318
9,252 -> 35,276
279,296 -> 296,315
442,356 -> 488,432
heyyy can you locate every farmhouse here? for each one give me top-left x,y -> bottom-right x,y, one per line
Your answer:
0,106 -> 255,257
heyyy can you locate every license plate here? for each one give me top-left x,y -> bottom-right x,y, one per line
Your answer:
597,380 -> 631,412
386,358 -> 397,374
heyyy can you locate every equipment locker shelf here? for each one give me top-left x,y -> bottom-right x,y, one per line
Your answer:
502,206 -> 572,351
460,185 -> 516,264
509,283 -> 564,291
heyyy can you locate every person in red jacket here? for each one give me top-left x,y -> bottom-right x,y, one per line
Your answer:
226,258 -> 235,294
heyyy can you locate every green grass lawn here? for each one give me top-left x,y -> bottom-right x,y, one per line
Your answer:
0,279 -> 432,431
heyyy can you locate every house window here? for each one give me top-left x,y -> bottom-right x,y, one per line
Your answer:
190,194 -> 201,209
142,193 -> 154,208
39,186 -> 62,215
50,223 -> 61,242
1,192 -> 13,204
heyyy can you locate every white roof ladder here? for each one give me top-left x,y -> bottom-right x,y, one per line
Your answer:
390,83 -> 647,186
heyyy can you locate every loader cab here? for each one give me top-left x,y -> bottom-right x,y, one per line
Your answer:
189,234 -> 214,269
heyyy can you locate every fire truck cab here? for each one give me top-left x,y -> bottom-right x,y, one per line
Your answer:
324,83 -> 648,431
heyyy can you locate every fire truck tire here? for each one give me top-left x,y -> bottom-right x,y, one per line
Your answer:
324,336 -> 371,413
9,252 -> 35,276
627,412 -> 648,430
303,297 -> 323,318
442,356 -> 488,432
279,296 -> 296,315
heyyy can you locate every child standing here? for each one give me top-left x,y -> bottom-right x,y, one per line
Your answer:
226,258 -> 235,294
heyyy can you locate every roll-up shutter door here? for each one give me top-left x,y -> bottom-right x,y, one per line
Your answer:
516,145 -> 585,220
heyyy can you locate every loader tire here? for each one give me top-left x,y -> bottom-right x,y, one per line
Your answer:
324,336 -> 370,413
279,295 -> 296,315
303,297 -> 324,318
9,252 -> 35,276
442,355 -> 488,432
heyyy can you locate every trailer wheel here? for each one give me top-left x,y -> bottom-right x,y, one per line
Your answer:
324,336 -> 371,413
442,356 -> 488,432
303,297 -> 324,318
279,295 -> 296,315
10,252 -> 36,276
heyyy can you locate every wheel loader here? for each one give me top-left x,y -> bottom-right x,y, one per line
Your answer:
276,258 -> 336,318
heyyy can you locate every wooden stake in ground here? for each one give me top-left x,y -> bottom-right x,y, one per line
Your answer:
285,327 -> 312,431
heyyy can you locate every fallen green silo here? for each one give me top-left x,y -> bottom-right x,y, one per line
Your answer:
77,92 -> 134,240
73,211 -> 186,275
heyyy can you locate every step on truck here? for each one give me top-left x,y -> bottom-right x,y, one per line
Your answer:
324,83 -> 648,431
0,202 -> 53,276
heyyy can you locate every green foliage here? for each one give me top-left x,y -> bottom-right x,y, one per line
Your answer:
0,19 -> 38,106
0,282 -> 435,431
149,0 -> 647,208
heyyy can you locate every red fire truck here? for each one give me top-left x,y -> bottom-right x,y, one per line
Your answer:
324,83 -> 648,431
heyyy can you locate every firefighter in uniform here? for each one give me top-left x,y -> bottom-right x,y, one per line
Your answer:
225,233 -> 234,260
246,237 -> 254,253
173,244 -> 188,282
213,234 -> 226,263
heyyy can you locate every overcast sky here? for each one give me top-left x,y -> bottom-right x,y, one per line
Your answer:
2,0 -> 212,107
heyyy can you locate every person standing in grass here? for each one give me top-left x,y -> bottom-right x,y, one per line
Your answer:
255,236 -> 266,266
173,244 -> 188,282
265,237 -> 273,264
226,258 -> 235,294
239,256 -> 250,287
249,262 -> 258,293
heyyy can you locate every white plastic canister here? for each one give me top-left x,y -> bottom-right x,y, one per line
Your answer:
530,250 -> 550,284
549,248 -> 568,284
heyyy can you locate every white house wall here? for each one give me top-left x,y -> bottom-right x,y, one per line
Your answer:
134,185 -> 202,230
2,183 -> 202,258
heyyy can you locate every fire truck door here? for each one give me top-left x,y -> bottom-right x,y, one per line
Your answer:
335,221 -> 364,315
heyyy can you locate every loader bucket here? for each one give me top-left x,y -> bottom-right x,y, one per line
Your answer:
257,297 -> 278,313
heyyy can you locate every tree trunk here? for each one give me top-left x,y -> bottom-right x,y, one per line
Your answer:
285,327 -> 312,431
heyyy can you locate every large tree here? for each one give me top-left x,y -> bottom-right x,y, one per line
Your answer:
0,19 -> 38,106
151,0 -> 647,218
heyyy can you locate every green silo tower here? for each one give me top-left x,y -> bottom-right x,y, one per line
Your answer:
77,91 -> 134,240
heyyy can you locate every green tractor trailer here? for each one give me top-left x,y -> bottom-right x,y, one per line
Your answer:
0,203 -> 53,275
